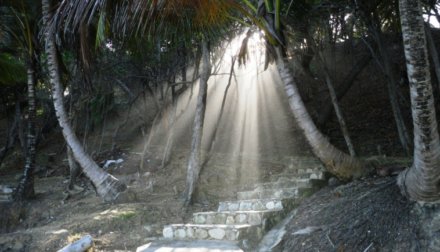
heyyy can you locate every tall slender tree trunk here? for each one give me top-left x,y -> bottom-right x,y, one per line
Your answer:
397,0 -> 440,202
161,100 -> 177,169
42,0 -> 126,202
183,41 -> 210,206
203,56 -> 236,167
317,52 -> 356,156
374,28 -> 411,156
14,64 -> 37,200
275,48 -> 369,180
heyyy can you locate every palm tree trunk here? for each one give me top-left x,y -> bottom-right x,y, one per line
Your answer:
275,48 -> 368,180
42,0 -> 126,202
14,64 -> 37,200
67,146 -> 81,190
397,0 -> 440,202
183,41 -> 210,206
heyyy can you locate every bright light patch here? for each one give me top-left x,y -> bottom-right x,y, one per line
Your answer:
424,14 -> 440,28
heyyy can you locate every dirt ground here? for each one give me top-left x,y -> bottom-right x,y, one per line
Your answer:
0,115 -> 310,251
279,175 -> 440,251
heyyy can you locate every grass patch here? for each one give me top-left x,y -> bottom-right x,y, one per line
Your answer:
116,210 -> 136,220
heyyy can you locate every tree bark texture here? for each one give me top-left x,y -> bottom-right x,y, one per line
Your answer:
183,41 -> 210,206
42,0 -> 126,202
397,0 -> 440,202
14,64 -> 37,200
276,48 -> 369,180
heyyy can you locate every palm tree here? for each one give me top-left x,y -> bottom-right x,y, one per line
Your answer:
397,0 -> 440,202
48,0 -> 236,204
239,0 -> 370,180
42,0 -> 127,202
0,1 -> 40,200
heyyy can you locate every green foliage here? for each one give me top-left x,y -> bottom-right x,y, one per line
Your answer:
0,53 -> 26,86
117,211 -> 136,220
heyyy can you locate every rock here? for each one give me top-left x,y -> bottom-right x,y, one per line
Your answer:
214,214 -> 226,224
226,216 -> 235,225
248,213 -> 262,225
186,228 -> 194,238
208,228 -> 226,239
310,173 -> 318,179
266,201 -> 275,210
195,229 -> 208,239
175,229 -> 186,239
328,177 -> 341,187
163,226 -> 173,239
237,202 -> 252,210
226,230 -> 238,241
194,215 -> 206,224
236,214 -> 247,224
229,203 -> 239,211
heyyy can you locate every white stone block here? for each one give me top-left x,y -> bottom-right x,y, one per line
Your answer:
266,201 -> 275,210
186,227 -> 194,238
240,202 -> 252,210
236,214 -> 247,224
195,228 -> 208,239
208,228 -> 226,240
225,230 -> 237,241
194,215 -> 206,224
229,203 -> 239,211
163,226 -> 174,239
226,216 -> 235,225
175,229 -> 186,239
248,213 -> 262,225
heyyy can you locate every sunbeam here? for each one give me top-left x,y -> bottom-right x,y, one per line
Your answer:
138,30 -> 312,192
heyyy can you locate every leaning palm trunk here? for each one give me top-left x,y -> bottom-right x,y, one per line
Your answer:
42,0 -> 126,201
275,48 -> 368,180
14,65 -> 37,200
183,41 -> 210,206
397,0 -> 440,202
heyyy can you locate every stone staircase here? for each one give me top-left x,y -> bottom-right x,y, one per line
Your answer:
137,166 -> 327,252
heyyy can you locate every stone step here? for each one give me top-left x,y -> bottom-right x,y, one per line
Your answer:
193,210 -> 283,229
237,187 -> 299,200
163,224 -> 263,244
218,198 -> 297,212
0,194 -> 12,202
253,178 -> 312,191
274,170 -> 327,180
137,240 -> 243,252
